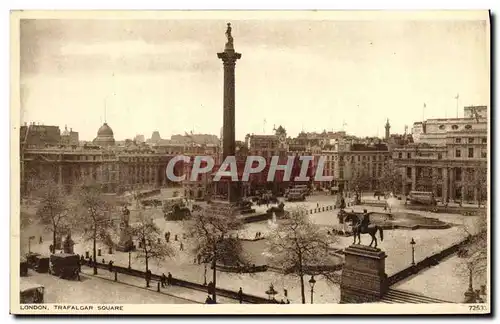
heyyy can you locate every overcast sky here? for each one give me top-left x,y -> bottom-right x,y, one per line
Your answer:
20,16 -> 489,141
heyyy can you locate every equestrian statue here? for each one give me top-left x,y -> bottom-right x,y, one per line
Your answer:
344,209 -> 384,248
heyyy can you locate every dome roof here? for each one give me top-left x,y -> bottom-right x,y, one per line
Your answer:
93,122 -> 115,147
97,123 -> 114,136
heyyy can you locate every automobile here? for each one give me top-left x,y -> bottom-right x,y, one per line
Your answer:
20,281 -> 44,304
34,256 -> 50,273
25,252 -> 41,269
49,253 -> 80,280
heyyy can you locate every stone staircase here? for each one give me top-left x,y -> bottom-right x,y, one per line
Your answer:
379,288 -> 452,304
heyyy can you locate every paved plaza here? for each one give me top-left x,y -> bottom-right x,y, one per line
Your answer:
21,192 -> 483,304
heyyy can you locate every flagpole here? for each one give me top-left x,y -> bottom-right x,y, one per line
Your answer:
455,94 -> 459,118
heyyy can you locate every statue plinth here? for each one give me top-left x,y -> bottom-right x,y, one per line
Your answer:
116,207 -> 135,252
340,244 -> 388,303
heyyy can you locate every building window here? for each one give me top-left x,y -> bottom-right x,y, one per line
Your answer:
439,125 -> 445,130
372,156 -> 376,161
407,153 -> 411,159
406,167 -> 412,178
465,125 -> 472,130
468,148 -> 474,158
482,137 -> 487,144
398,152 -> 402,159
455,149 -> 461,158
438,153 -> 442,160
455,138 -> 461,144
455,168 -> 462,181
452,125 -> 459,130
468,138 -> 474,144
481,151 -> 487,158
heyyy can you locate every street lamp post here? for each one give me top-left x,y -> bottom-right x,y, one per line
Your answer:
28,236 -> 35,254
410,238 -> 416,266
309,275 -> 316,304
464,261 -> 476,303
203,263 -> 207,286
128,251 -> 131,269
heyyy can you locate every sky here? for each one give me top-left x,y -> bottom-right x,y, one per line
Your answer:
19,16 -> 489,141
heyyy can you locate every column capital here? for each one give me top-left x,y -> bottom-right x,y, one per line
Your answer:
217,51 -> 242,64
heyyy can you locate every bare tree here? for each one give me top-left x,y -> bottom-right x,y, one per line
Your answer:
415,167 -> 435,192
349,171 -> 371,199
266,206 -> 339,304
184,208 -> 247,303
130,213 -> 175,281
32,176 -> 69,252
466,166 -> 487,208
72,180 -> 115,275
457,216 -> 487,298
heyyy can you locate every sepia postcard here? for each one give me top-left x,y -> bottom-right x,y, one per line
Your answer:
10,10 -> 490,315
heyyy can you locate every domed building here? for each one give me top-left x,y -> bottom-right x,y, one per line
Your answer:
93,122 -> 115,147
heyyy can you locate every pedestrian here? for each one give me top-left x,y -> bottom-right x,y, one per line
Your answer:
197,254 -> 202,264
284,288 -> 288,298
108,260 -> 114,272
49,244 -> 54,254
238,287 -> 243,304
145,269 -> 152,288
205,295 -> 213,304
286,299 -> 290,304
161,273 -> 167,288
180,242 -> 184,251
317,203 -> 319,208
39,236 -> 43,244
207,281 -> 214,295
174,234 -> 178,241
102,258 -> 105,264
167,272 -> 173,286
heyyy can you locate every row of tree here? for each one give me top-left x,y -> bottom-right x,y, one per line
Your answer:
25,174 -> 173,276
349,163 -> 487,206
25,173 -> 341,303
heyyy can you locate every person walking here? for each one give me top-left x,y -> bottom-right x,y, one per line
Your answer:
161,273 -> 167,288
167,272 -> 173,286
238,287 -> 243,304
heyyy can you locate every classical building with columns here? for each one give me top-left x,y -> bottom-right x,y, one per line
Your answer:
392,106 -> 488,203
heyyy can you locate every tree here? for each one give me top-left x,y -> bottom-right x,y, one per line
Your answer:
33,176 -> 69,252
466,166 -> 487,208
415,167 -> 435,192
130,213 -> 175,282
72,180 -> 115,275
266,206 -> 339,304
457,216 -> 487,300
349,172 -> 371,199
379,163 -> 402,195
184,208 -> 247,303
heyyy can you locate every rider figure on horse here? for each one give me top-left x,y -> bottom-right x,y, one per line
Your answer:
360,209 -> 371,233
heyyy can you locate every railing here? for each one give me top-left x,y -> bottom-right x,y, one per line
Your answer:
387,237 -> 470,286
85,261 -> 271,304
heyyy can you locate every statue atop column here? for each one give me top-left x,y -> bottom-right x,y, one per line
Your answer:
116,205 -> 135,252
225,23 -> 234,50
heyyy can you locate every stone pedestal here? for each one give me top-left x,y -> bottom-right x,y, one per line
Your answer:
340,244 -> 388,303
116,229 -> 135,252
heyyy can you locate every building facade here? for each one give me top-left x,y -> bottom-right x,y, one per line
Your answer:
393,106 -> 488,203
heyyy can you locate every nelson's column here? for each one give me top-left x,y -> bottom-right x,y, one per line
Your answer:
217,23 -> 241,203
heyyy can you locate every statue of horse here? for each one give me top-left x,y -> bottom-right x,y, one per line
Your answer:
344,212 -> 384,248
